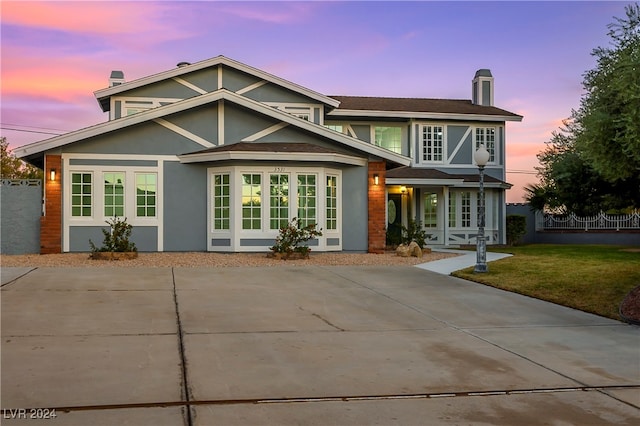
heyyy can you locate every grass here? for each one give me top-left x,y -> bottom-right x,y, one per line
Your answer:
452,244 -> 640,320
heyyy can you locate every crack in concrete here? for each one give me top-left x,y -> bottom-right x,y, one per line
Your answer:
171,267 -> 192,426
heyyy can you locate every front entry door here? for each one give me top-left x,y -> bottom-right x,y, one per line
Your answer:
387,194 -> 403,246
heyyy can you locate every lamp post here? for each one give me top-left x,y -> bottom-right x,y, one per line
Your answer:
474,144 -> 490,273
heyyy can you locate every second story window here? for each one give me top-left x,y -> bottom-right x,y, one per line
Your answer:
475,127 -> 496,163
421,125 -> 444,162
374,126 -> 402,154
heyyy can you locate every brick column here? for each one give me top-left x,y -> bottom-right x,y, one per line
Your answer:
367,161 -> 386,253
41,155 -> 62,254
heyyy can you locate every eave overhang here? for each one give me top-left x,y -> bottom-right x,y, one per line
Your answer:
94,55 -> 341,112
179,150 -> 367,166
328,109 -> 523,122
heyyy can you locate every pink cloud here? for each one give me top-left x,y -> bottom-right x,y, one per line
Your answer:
214,2 -> 318,24
2,1 -> 196,46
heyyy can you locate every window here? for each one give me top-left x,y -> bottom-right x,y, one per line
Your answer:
136,173 -> 157,217
325,124 -> 343,133
326,175 -> 338,230
104,172 -> 125,217
269,174 -> 289,229
422,125 -> 444,162
71,172 -> 92,217
476,127 -> 496,163
212,173 -> 230,230
242,174 -> 261,230
461,192 -> 471,227
449,191 -> 472,228
423,193 -> 438,228
374,126 -> 402,154
297,174 -> 316,227
448,194 -> 456,228
125,100 -> 153,116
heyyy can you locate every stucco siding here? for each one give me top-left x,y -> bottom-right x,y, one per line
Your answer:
181,67 -> 219,93
244,83 -> 320,105
69,226 -> 157,252
342,166 -> 368,251
61,121 -> 206,156
161,104 -> 218,147
351,125 -> 371,143
163,162 -> 207,251
221,66 -> 262,92
119,78 -> 200,100
224,104 -> 281,144
447,125 -> 472,165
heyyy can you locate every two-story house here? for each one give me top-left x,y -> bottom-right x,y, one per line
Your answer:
16,56 -> 521,254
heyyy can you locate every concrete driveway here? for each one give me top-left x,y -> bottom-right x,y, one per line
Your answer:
1,266 -> 638,425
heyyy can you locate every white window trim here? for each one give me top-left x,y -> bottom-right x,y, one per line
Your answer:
419,123 -> 446,164
371,125 -> 403,155
207,165 -> 341,252
111,96 -> 183,120
473,126 -> 499,166
62,154 -> 165,252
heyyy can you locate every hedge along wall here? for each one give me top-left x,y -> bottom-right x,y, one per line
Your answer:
1,179 -> 42,254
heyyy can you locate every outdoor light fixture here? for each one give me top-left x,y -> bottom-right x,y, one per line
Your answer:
50,169 -> 56,181
400,186 -> 407,195
474,144 -> 490,273
374,174 -> 379,185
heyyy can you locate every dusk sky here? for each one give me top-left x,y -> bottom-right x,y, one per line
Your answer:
1,1 -> 628,202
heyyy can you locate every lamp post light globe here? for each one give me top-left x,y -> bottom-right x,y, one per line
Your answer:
474,144 -> 489,273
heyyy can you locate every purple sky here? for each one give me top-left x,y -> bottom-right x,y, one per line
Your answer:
0,1 -> 626,202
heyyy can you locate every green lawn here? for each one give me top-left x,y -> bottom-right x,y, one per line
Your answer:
452,244 -> 640,321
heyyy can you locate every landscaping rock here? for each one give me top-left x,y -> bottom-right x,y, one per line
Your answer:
396,245 -> 410,257
408,241 -> 422,258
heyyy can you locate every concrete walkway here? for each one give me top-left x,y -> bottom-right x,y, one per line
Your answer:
1,266 -> 638,425
417,248 -> 513,275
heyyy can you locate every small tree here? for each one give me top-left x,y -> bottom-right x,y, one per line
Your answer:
270,218 -> 322,258
401,219 -> 429,249
0,137 -> 42,179
89,217 -> 137,253
506,215 -> 527,246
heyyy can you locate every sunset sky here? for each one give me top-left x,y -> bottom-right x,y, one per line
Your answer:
0,1 -> 627,202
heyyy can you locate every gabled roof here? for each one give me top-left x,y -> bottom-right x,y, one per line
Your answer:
328,96 -> 522,122
16,89 -> 410,167
94,55 -> 340,112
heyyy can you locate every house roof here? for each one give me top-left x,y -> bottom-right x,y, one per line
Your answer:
328,96 -> 523,122
94,55 -> 340,112
16,89 -> 410,168
386,166 -> 512,188
178,142 -> 368,166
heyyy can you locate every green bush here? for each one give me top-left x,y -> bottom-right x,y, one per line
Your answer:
506,215 -> 527,246
270,218 -> 323,256
89,217 -> 137,253
402,219 -> 429,249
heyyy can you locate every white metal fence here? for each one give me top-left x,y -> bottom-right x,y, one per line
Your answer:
536,210 -> 640,231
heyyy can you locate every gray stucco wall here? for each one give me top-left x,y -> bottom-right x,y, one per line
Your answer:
0,180 -> 42,254
63,121 -> 205,156
342,166 -> 368,251
224,104 -> 280,143
163,162 -> 207,251
70,226 -> 158,252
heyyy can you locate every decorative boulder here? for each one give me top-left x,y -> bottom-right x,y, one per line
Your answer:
396,244 -> 410,257
408,241 -> 422,258
422,246 -> 432,254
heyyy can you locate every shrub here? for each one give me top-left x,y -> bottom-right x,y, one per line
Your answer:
270,218 -> 323,257
506,214 -> 527,246
401,219 -> 428,249
89,217 -> 137,253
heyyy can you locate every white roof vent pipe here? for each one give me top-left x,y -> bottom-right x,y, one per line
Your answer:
109,70 -> 125,87
177,62 -> 191,68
